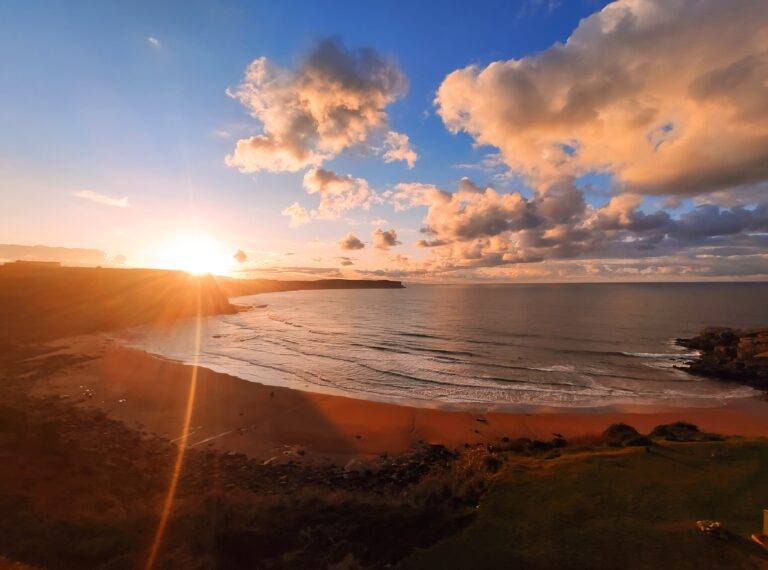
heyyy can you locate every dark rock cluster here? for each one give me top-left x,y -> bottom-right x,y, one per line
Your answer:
677,326 -> 768,389
602,423 -> 653,447
601,421 -> 722,447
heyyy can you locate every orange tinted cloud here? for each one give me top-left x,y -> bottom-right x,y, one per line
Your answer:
436,0 -> 768,198
226,39 -> 407,173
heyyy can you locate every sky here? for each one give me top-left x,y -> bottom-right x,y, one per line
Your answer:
2,0 -> 768,282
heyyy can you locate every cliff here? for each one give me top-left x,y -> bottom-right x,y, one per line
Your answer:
0,265 -> 404,344
217,277 -> 404,298
677,327 -> 768,390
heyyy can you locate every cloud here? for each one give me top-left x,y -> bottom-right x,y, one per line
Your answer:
233,249 -> 248,263
517,0 -> 563,19
147,36 -> 161,48
475,251 -> 768,283
372,228 -> 401,250
110,254 -> 127,266
226,38 -> 407,173
338,233 -> 365,250
339,256 -> 354,266
303,168 -> 374,219
281,168 -> 376,227
0,244 -> 106,266
386,174 -> 768,277
73,190 -> 129,208
251,266 -> 343,278
670,203 -> 768,240
694,183 -> 768,209
281,202 -> 312,227
435,0 -> 768,199
382,131 -> 418,168
390,182 -> 450,212
418,178 -> 540,242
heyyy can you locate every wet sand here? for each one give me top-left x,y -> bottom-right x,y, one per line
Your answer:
35,334 -> 768,463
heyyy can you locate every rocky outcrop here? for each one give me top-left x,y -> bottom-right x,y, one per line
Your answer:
650,421 -> 722,442
601,423 -> 652,447
677,327 -> 768,390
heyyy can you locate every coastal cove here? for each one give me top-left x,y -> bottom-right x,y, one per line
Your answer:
32,336 -> 768,464
122,282 -> 768,411
5,267 -> 768,567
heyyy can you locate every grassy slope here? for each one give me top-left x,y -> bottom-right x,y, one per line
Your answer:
403,441 -> 768,569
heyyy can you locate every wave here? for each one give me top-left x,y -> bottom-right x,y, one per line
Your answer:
621,351 -> 699,359
530,364 -> 576,373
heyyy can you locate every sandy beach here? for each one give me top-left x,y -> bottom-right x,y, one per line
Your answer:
34,334 -> 768,463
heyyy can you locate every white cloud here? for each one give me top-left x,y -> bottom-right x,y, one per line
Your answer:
282,202 -> 312,227
382,131 -> 418,168
73,190 -> 129,208
147,36 -> 161,48
303,168 -> 374,219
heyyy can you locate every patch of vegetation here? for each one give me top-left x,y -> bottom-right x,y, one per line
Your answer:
402,440 -> 768,569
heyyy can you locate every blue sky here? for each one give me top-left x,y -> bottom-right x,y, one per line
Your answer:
2,0 -> 766,281
0,1 -> 606,243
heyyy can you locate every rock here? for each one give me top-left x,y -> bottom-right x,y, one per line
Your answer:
678,327 -> 768,390
650,421 -> 722,442
343,457 -> 380,474
602,423 -> 642,447
624,435 -> 653,447
551,435 -> 568,448
529,439 -> 554,452
696,520 -> 729,540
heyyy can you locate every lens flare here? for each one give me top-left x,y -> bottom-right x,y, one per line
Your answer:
145,285 -> 202,569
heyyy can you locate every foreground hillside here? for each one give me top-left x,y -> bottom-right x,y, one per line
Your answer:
2,342 -> 768,570
2,266 -> 767,568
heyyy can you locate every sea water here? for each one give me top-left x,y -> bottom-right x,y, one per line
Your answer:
122,282 -> 768,410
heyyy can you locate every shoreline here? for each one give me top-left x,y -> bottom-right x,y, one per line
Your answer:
34,334 -> 768,464
114,334 -> 766,415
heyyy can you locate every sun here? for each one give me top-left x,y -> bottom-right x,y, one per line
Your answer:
155,233 -> 234,275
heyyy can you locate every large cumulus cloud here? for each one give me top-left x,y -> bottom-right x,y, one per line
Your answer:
435,0 -> 768,198
226,39 -> 411,173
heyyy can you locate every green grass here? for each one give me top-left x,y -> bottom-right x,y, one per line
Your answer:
401,440 -> 768,569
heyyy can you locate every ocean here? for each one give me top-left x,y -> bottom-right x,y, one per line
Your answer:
123,282 -> 768,410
